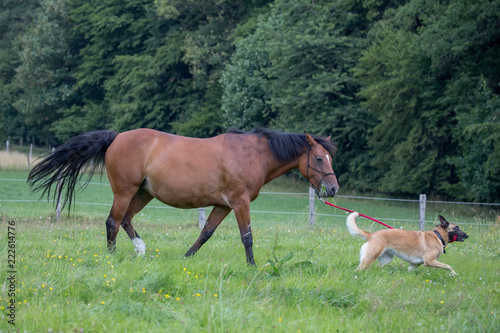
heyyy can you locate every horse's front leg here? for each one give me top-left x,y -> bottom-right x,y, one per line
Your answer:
185,206 -> 231,257
232,200 -> 255,266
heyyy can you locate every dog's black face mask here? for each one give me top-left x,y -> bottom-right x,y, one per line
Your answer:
438,215 -> 469,243
448,225 -> 469,242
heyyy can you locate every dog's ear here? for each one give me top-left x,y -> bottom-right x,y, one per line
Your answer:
438,215 -> 449,228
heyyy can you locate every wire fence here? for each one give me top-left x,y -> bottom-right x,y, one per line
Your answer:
0,178 -> 498,228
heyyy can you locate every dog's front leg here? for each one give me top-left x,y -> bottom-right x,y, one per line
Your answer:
425,260 -> 458,276
408,264 -> 420,272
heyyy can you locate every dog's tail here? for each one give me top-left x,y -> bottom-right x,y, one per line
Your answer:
346,212 -> 371,240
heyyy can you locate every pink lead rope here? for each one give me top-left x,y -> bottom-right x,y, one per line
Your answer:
321,199 -> 457,239
320,198 -> 394,229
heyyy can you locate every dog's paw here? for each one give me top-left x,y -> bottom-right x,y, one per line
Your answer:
449,270 -> 458,277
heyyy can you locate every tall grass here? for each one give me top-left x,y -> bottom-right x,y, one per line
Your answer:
0,151 -> 30,170
0,170 -> 499,332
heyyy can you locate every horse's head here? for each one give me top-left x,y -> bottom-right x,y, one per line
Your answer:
299,133 -> 339,198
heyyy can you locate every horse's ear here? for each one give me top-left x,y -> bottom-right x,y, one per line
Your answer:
304,132 -> 315,146
326,135 -> 331,141
438,215 -> 449,228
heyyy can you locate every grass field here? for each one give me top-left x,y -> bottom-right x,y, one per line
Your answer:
0,169 -> 499,332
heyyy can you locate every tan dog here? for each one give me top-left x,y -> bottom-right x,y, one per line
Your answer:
346,212 -> 469,276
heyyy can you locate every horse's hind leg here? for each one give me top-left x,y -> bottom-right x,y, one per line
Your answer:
121,188 -> 153,255
106,195 -> 133,253
185,206 -> 231,258
106,188 -> 152,255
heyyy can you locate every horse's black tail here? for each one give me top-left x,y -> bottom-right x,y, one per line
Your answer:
27,130 -> 119,213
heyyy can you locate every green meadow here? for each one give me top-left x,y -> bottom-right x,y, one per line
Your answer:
0,170 -> 499,332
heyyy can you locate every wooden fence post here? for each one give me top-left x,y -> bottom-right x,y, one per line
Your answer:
198,207 -> 206,230
419,194 -> 426,231
56,178 -> 63,222
27,143 -> 33,167
309,187 -> 315,228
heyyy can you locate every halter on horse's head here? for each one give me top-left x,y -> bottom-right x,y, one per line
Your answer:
302,132 -> 339,198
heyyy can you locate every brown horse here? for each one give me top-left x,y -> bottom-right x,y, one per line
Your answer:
28,128 -> 339,265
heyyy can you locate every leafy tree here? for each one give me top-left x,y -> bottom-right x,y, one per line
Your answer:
446,79 -> 500,202
221,0 -> 377,189
220,26 -> 273,130
355,0 -> 500,200
53,0 -> 269,139
153,0 -> 272,137
51,0 -> 157,139
0,0 -> 39,143
1,0 -> 497,202
429,0 -> 500,202
13,0 -> 76,145
104,45 -> 189,132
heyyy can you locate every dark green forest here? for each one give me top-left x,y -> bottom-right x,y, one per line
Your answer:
1,0 -> 499,202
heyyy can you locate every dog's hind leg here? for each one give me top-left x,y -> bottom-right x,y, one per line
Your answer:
357,243 -> 385,270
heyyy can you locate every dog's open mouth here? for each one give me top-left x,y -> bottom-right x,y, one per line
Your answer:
450,234 -> 469,242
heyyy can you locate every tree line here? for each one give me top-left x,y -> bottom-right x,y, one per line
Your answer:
1,0 -> 499,202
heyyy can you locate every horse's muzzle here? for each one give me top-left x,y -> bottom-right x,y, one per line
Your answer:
326,185 -> 338,197
315,183 -> 338,198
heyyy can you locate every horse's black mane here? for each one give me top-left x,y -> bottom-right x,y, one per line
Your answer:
227,128 -> 337,163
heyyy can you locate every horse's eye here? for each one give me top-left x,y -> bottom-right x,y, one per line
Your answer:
315,156 -> 323,162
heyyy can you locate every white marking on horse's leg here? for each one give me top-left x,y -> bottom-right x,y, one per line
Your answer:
132,238 -> 146,256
